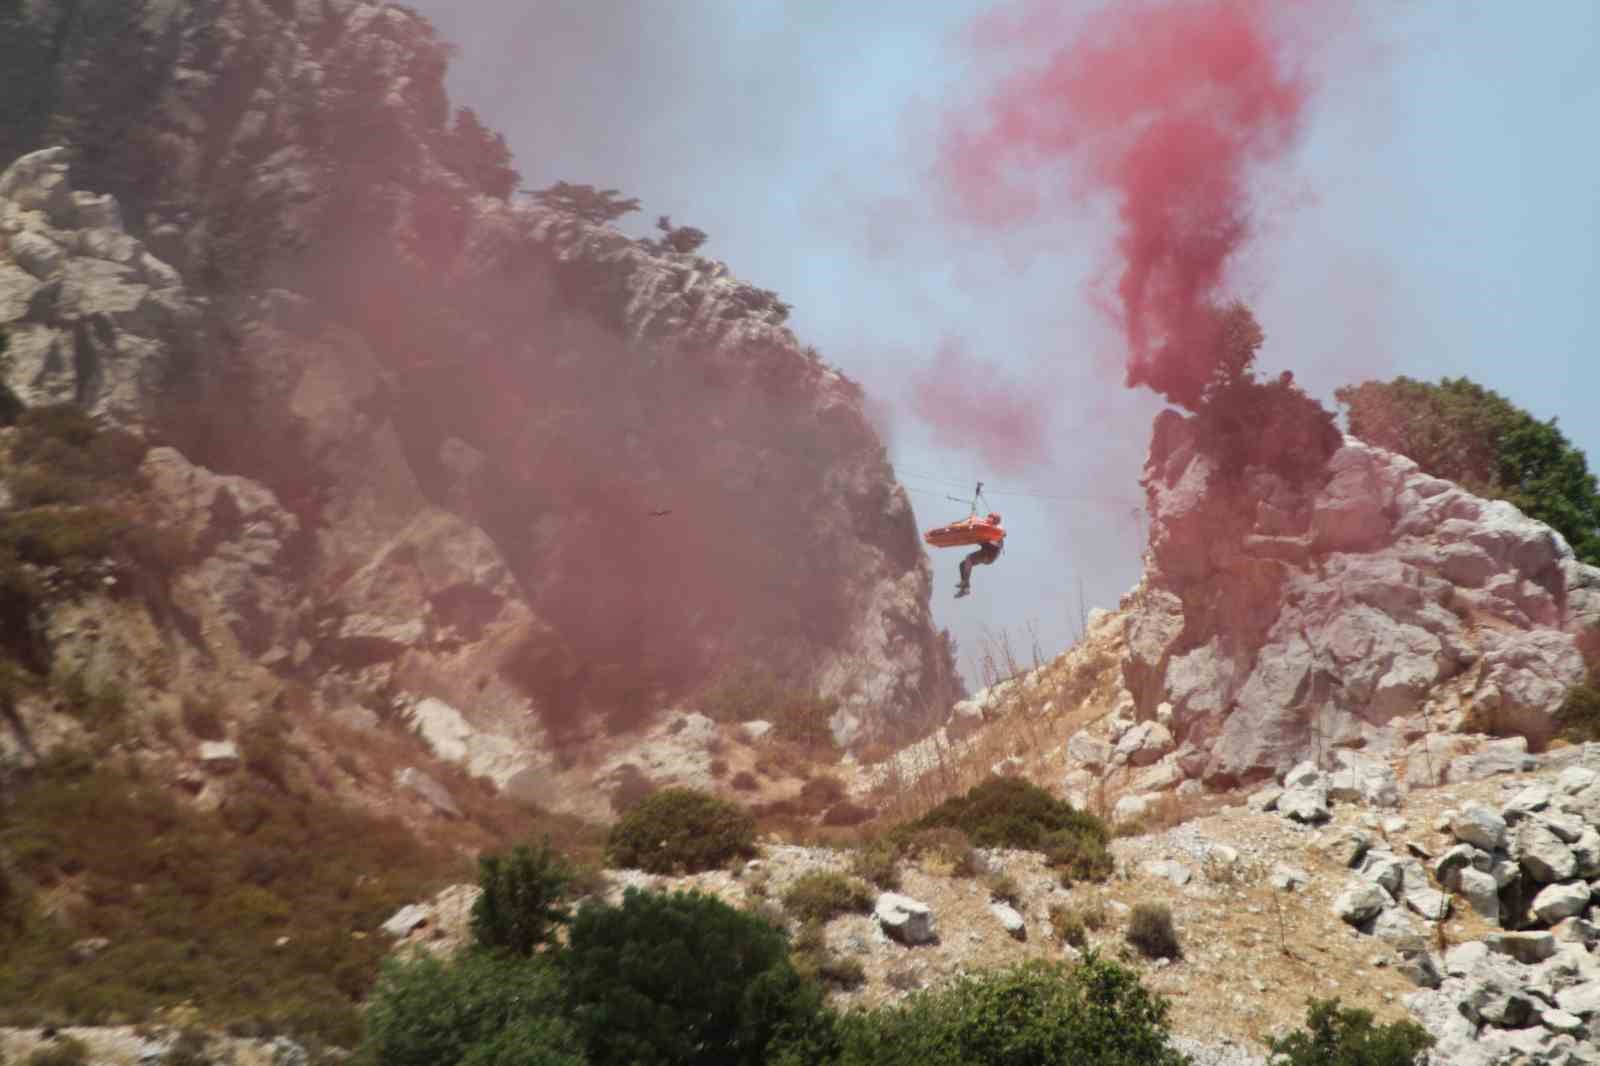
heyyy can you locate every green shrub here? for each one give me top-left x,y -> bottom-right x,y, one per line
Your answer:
814,955 -> 865,991
1126,903 -> 1181,961
1338,376 -> 1600,563
8,405 -> 147,503
1049,898 -> 1108,949
833,955 -> 1189,1066
237,715 -> 290,790
563,888 -> 825,1066
26,1037 -> 89,1066
1042,827 -> 1114,884
849,840 -> 901,891
985,871 -> 1021,906
781,871 -> 874,924
9,466 -> 95,507
457,1019 -> 589,1066
364,952 -> 580,1066
907,777 -> 1108,852
471,839 -> 574,956
605,788 -> 756,874
1265,998 -> 1434,1066
1049,903 -> 1087,949
0,507 -> 128,568
14,405 -> 98,461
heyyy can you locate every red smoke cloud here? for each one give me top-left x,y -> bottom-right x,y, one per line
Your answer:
910,339 -> 1051,475
942,0 -> 1310,409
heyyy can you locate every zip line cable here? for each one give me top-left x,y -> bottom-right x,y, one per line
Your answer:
894,468 -> 1142,509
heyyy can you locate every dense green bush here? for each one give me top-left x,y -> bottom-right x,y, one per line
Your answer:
1042,826 -> 1115,885
563,888 -> 825,1066
1338,376 -> 1600,563
604,788 -> 756,874
1265,998 -> 1434,1066
906,777 -> 1108,852
365,952 -> 582,1066
781,871 -> 874,925
1127,903 -> 1182,961
832,956 -> 1190,1066
471,839 -> 574,956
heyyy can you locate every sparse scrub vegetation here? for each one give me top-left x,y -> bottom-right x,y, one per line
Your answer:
1049,902 -> 1088,948
182,694 -> 228,740
849,840 -> 901,890
821,799 -> 875,827
604,787 -> 757,874
1126,903 -> 1182,961
792,922 -> 867,991
1553,678 -> 1600,744
0,747 -> 465,1044
26,1037 -> 89,1066
985,871 -> 1021,906
698,667 -> 841,751
1049,897 -> 1107,950
781,870 -> 874,924
800,773 -> 847,812
895,826 -> 980,878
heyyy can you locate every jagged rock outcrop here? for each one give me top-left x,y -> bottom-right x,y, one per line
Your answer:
1,0 -> 959,756
1119,410 -> 1598,786
0,147 -> 200,422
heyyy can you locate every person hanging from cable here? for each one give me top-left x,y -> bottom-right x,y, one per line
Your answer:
921,482 -> 1006,599
954,512 -> 1004,598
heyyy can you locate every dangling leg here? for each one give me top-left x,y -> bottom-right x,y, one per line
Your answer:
956,548 -> 979,597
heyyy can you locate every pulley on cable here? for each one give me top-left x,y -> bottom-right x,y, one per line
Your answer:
922,481 -> 1004,549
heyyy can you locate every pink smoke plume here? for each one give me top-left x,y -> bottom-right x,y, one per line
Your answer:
909,339 -> 1051,475
941,0 -> 1311,409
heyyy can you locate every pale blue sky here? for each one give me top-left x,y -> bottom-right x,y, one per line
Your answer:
412,0 -> 1599,686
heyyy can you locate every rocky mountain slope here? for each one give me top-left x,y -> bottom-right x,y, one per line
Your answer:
353,743 -> 1600,1066
859,409 -> 1599,819
0,0 -> 961,810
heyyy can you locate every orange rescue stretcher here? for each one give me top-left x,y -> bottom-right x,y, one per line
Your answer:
923,515 -> 1005,550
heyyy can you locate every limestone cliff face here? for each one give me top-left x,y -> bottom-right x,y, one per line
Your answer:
0,0 -> 958,777
1119,409 -> 1599,787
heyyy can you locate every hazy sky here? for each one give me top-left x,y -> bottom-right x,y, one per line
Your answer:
409,0 -> 1599,687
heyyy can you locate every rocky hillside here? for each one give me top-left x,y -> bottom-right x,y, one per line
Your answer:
1122,410 -> 1599,786
0,0 -> 960,786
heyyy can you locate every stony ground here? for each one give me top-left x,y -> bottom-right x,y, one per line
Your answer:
377,745 -> 1600,1065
